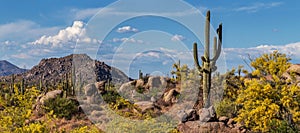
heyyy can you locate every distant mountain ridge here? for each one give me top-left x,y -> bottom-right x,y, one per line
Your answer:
0,54 -> 129,86
0,60 -> 27,76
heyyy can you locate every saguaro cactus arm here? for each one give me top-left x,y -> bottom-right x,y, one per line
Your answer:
210,24 -> 222,62
193,43 -> 203,73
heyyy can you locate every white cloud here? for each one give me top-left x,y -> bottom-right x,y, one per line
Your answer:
71,7 -> 103,20
136,51 -> 160,58
0,20 -> 59,42
112,37 -> 144,44
171,34 -> 185,41
223,42 -> 300,69
234,2 -> 283,13
71,7 -> 198,18
11,53 -> 31,59
30,21 -> 99,47
117,26 -> 139,33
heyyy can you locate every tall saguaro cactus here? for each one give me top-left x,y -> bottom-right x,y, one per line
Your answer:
193,10 -> 222,108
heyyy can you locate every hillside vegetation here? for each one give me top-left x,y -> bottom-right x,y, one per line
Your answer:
0,51 -> 299,132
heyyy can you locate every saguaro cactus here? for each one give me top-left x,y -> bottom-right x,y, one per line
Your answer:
10,74 -> 15,95
193,10 -> 222,108
139,70 -> 143,79
20,78 -> 25,95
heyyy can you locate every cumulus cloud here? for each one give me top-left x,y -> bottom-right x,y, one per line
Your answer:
30,21 -> 98,47
117,26 -> 139,33
171,34 -> 185,41
112,37 -> 144,44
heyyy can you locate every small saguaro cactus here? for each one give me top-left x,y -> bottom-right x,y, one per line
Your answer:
10,74 -> 15,95
38,75 -> 43,91
193,10 -> 222,108
20,78 -> 25,95
71,66 -> 76,96
138,70 -> 143,79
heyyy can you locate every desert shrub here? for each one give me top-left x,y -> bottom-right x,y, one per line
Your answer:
223,66 -> 247,101
0,87 -> 40,132
268,119 -> 298,133
15,122 -> 50,133
43,97 -> 78,120
102,90 -> 120,104
105,115 -> 177,133
215,98 -> 236,118
70,125 -> 103,133
235,51 -> 300,132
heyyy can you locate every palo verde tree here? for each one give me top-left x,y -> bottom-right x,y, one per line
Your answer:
193,10 -> 222,108
235,51 -> 300,132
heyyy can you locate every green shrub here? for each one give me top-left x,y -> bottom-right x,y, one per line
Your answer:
43,97 -> 78,120
215,98 -> 236,118
15,122 -> 50,133
70,126 -> 103,133
269,119 -> 298,133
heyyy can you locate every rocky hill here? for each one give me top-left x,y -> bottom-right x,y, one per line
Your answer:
0,54 -> 129,86
0,60 -> 27,76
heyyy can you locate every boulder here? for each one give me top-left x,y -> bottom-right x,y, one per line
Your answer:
177,109 -> 199,123
283,64 -> 300,82
39,90 -> 63,105
218,116 -> 229,123
86,95 -> 101,104
163,89 -> 179,104
178,121 -> 237,133
84,84 -> 97,96
146,76 -> 166,90
199,106 -> 217,122
135,79 -> 144,88
134,101 -> 154,113
91,110 -> 104,117
95,81 -> 106,93
227,118 -> 235,128
119,81 -> 136,92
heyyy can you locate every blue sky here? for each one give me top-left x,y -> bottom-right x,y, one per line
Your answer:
0,0 -> 300,78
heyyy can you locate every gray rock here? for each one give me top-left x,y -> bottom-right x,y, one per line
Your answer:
91,110 -> 104,117
119,81 -> 135,92
177,109 -> 198,123
134,101 -> 154,113
39,90 -> 63,104
84,83 -> 97,96
146,76 -> 166,90
199,106 -> 217,122
86,95 -> 102,104
177,110 -> 188,123
150,96 -> 156,102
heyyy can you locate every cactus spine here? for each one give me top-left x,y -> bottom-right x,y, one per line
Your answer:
193,10 -> 222,108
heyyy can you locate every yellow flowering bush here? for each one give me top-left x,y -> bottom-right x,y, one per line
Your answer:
0,87 -> 40,132
235,51 -> 300,132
